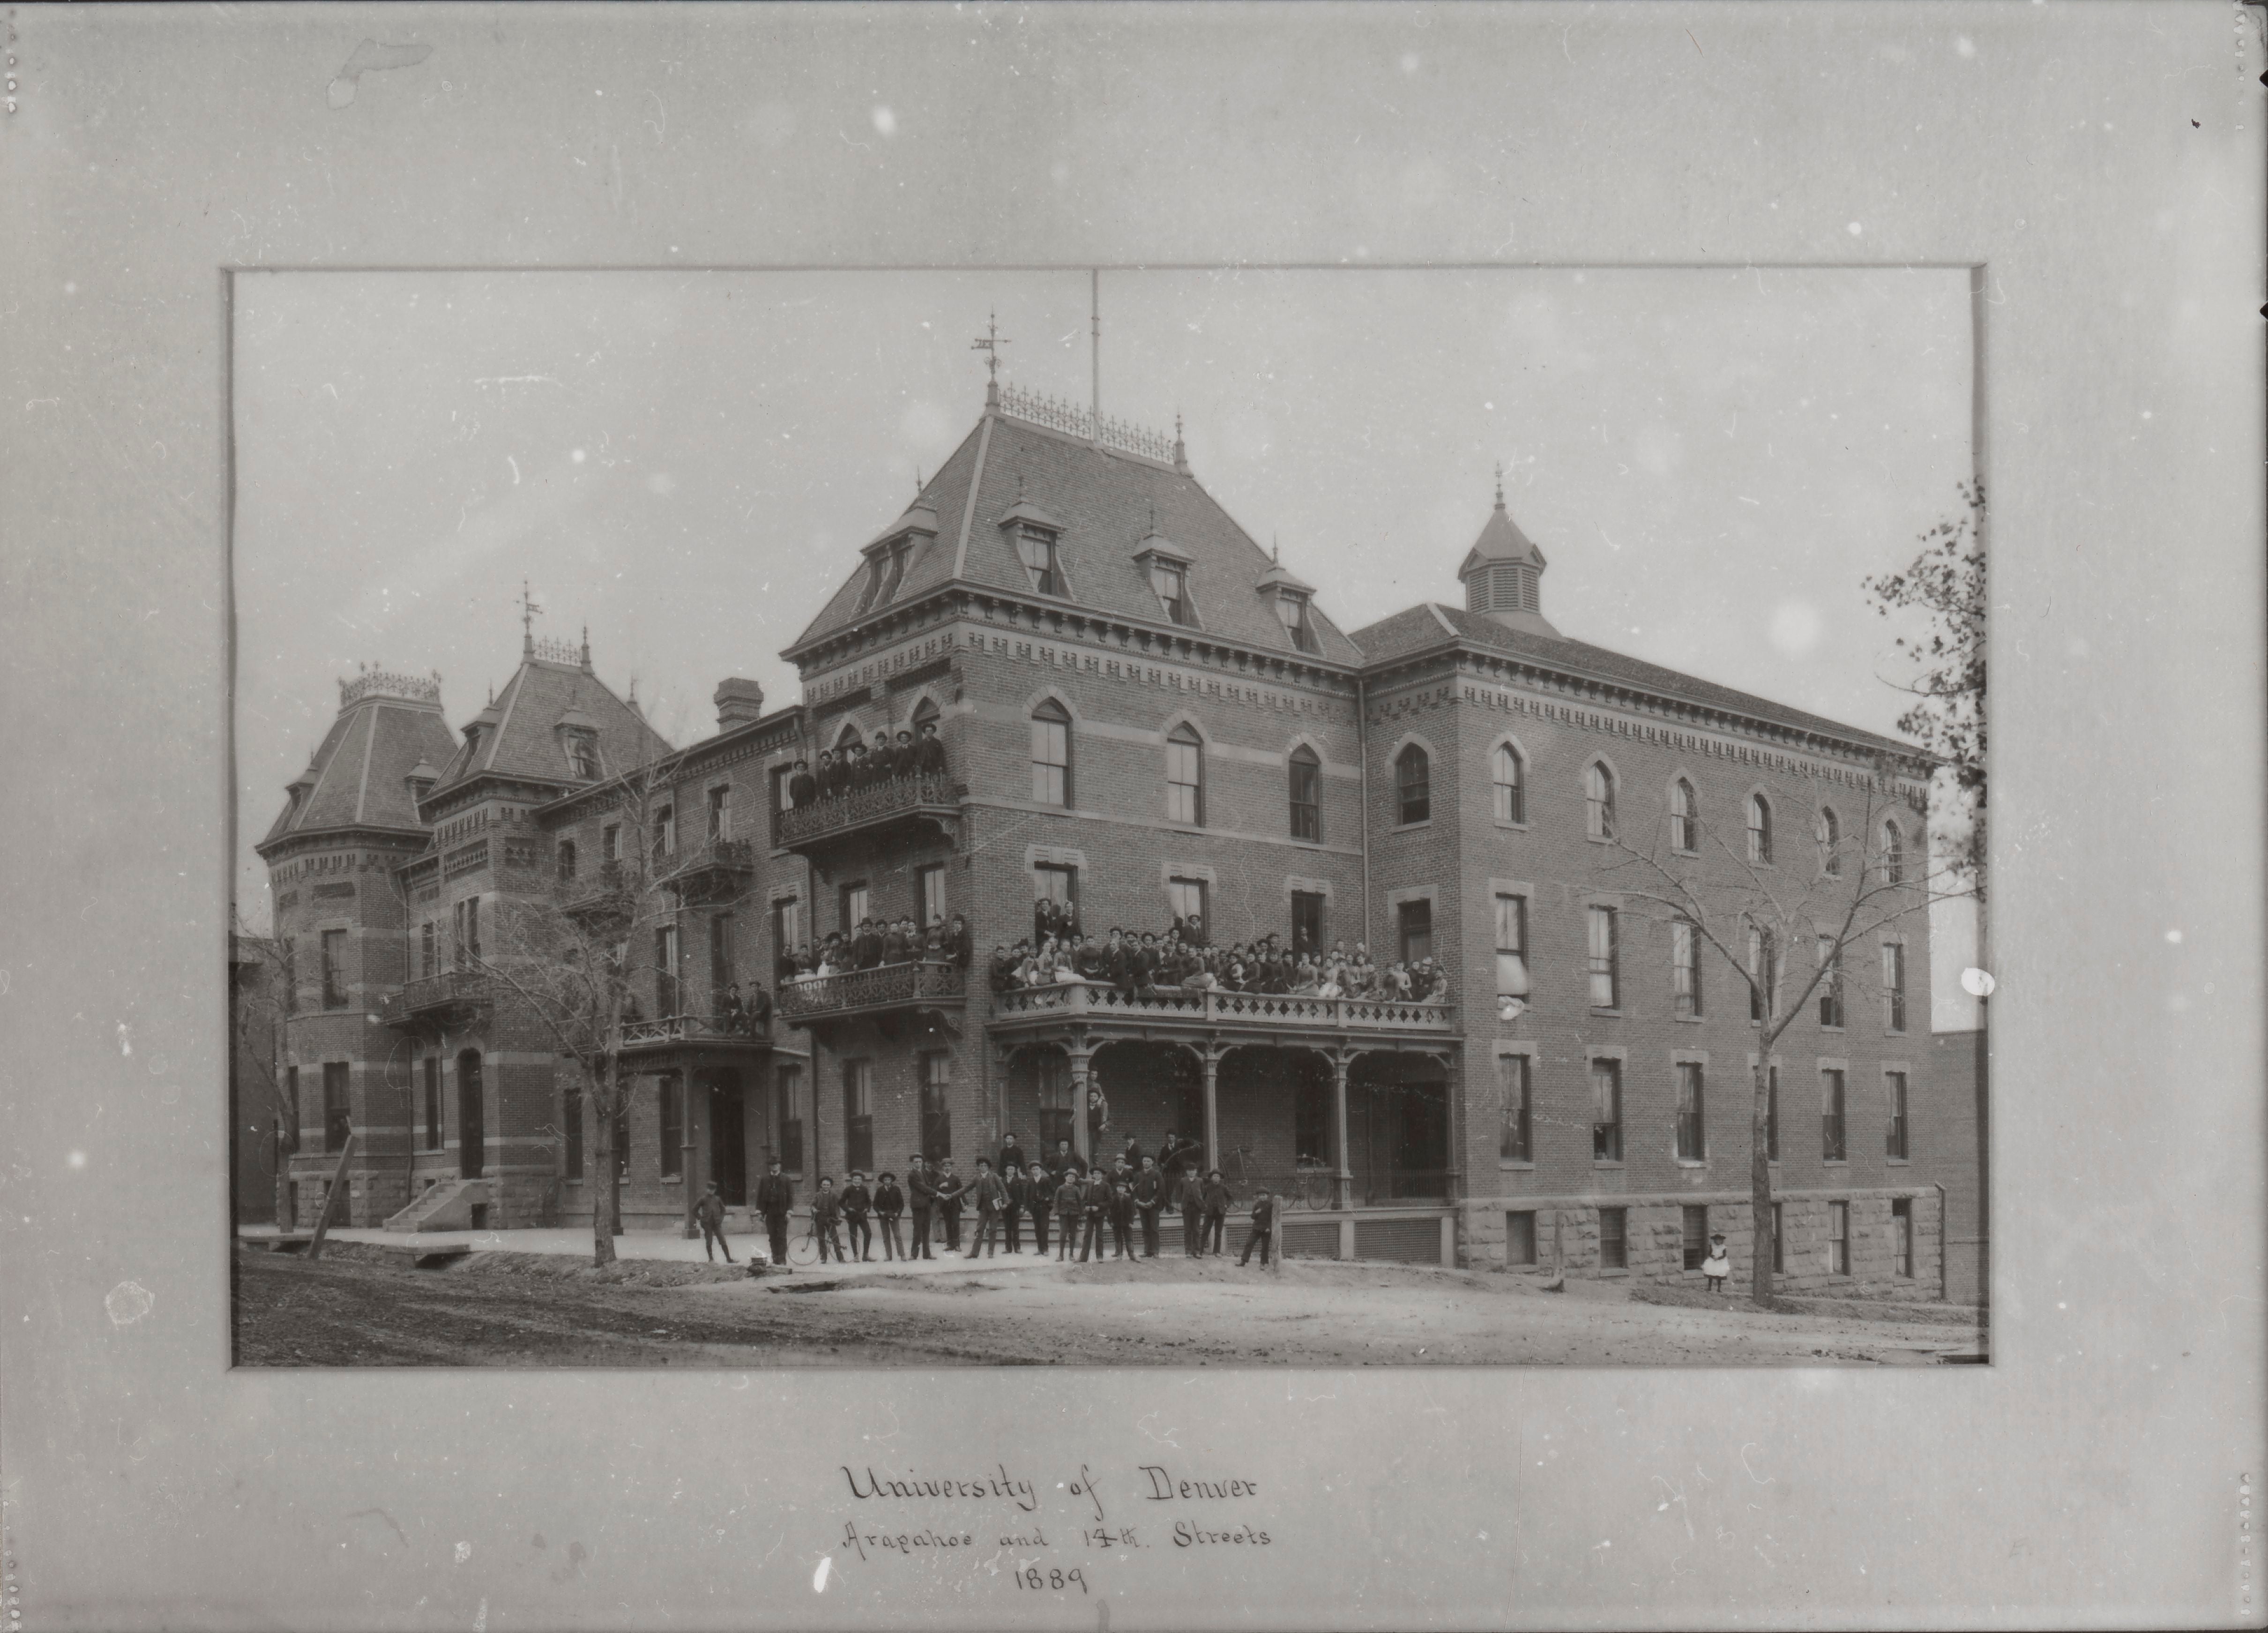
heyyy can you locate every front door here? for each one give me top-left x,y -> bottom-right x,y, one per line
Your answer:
456,1049 -> 485,1178
708,1073 -> 747,1205
1392,1082 -> 1447,1199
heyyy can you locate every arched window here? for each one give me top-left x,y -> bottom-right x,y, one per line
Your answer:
1881,819 -> 1906,886
835,723 -> 864,754
1585,762 -> 1616,840
1395,745 -> 1431,825
1030,701 -> 1071,807
1670,779 -> 1698,852
1818,806 -> 1842,876
1288,746 -> 1321,841
1747,794 -> 1773,865
1166,724 -> 1205,825
910,697 -> 940,732
1492,744 -> 1525,824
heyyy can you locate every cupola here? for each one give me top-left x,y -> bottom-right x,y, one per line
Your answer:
1457,472 -> 1559,637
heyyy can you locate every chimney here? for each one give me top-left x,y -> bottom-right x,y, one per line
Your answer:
714,677 -> 766,731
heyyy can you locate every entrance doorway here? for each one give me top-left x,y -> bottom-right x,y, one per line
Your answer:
456,1049 -> 485,1179
707,1072 -> 747,1205
1353,1072 -> 1448,1202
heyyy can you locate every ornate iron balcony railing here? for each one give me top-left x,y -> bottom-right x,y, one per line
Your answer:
617,1012 -> 772,1051
772,774 -> 960,850
991,981 -> 1456,1033
775,959 -> 966,1022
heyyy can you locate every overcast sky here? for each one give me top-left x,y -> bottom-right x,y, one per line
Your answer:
233,266 -> 1974,929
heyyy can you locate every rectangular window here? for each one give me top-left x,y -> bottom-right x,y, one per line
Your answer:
1035,1050 -> 1071,1155
658,1074 -> 685,1178
1748,926 -> 1776,1022
1506,1211 -> 1537,1266
1166,876 -> 1205,930
1017,527 -> 1061,596
1276,591 -> 1318,653
1031,708 -> 1071,806
1827,1200 -> 1850,1275
1165,733 -> 1203,825
452,896 -> 481,966
1821,1068 -> 1847,1162
422,1056 -> 440,1151
709,914 -> 735,1007
844,1060 -> 874,1175
1885,1070 -> 1910,1160
1675,1062 -> 1706,1161
918,865 -> 947,930
707,785 -> 730,841
1682,1204 -> 1709,1271
1288,754 -> 1321,841
557,840 -> 578,884
1883,942 -> 1908,1033
1291,891 -> 1326,957
601,823 -> 620,862
1772,1201 -> 1785,1272
652,804 -> 676,864
289,1064 -> 303,1140
1151,560 -> 1192,625
420,921 -> 436,979
1672,918 -> 1702,1018
1498,1054 -> 1532,1162
1891,1198 -> 1913,1278
1817,936 -> 1844,1028
840,882 -> 870,933
1494,894 -> 1529,998
771,898 -> 802,963
1587,905 -> 1619,1008
1766,1064 -> 1781,1161
918,1052 -> 953,1165
1590,1058 -> 1623,1161
322,1061 -> 351,1154
776,1064 -> 806,1172
770,764 -> 792,814
321,928 -> 348,1009
1598,1206 -> 1627,1270
562,1085 -> 584,1180
1397,898 -> 1433,965
655,924 -> 681,1017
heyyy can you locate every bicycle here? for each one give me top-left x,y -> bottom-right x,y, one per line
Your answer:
788,1215 -> 821,1266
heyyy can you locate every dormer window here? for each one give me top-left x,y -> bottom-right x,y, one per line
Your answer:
856,539 -> 910,614
567,734 -> 597,780
1151,560 -> 1191,624
1017,527 -> 1061,596
1275,590 -> 1319,654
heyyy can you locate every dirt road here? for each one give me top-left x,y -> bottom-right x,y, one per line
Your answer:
235,1243 -> 1984,1368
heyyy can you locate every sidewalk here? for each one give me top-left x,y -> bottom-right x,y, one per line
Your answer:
236,1221 -> 1110,1281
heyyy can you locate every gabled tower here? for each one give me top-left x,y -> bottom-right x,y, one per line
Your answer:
1457,473 -> 1559,639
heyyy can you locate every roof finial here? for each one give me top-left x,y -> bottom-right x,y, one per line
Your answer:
914,465 -> 923,494
1172,410 -> 1190,476
1272,533 -> 1281,565
1494,461 -> 1506,510
519,577 -> 544,656
579,624 -> 592,672
971,309 -> 1010,407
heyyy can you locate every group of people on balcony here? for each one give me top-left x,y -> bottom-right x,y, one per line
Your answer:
776,914 -> 974,983
987,915 -> 1453,1006
784,720 -> 949,808
616,983 -> 772,1035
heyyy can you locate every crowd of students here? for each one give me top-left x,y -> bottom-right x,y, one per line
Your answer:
782,719 -> 951,808
775,915 -> 974,985
727,1128 -> 1286,1270
987,912 -> 1454,1006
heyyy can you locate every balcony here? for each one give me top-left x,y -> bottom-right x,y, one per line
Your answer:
380,970 -> 490,1029
989,981 -> 1457,1051
775,959 -> 967,1031
615,1011 -> 773,1064
659,837 -> 757,903
771,773 -> 962,856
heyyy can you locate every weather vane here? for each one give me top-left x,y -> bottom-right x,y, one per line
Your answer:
970,309 -> 1010,384
518,577 -> 544,652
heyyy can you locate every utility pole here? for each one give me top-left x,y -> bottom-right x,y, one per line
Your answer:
1090,269 -> 1101,437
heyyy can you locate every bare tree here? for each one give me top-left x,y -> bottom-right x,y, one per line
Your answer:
1866,480 -> 1986,889
1602,766 -> 1965,1305
228,917 -> 298,1228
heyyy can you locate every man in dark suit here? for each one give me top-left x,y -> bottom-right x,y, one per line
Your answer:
873,1170 -> 904,1260
1034,896 -> 1060,946
840,1170 -> 873,1262
934,1158 -> 966,1252
811,1177 -> 844,1264
914,719 -> 947,778
1023,1161 -> 1052,1257
1002,1162 -> 1030,1254
852,919 -> 883,971
997,1130 -> 1027,1184
967,1159 -> 1007,1258
907,1154 -> 937,1260
787,759 -> 817,809
1053,1170 -> 1085,1260
893,728 -> 917,778
1108,1180 -> 1136,1259
754,1161 -> 794,1266
1131,1155 -> 1167,1258
872,728 -> 897,779
815,749 -> 841,800
1201,1169 -> 1234,1255
1077,1169 -> 1112,1263
1046,1139 -> 1082,1184
942,915 -> 972,967
1134,932 -> 1162,994
742,981 -> 773,1035
1175,1166 -> 1207,1256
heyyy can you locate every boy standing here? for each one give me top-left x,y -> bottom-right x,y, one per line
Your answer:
840,1171 -> 873,1262
968,1158 -> 1007,1258
1131,1156 -> 1166,1258
1238,1189 -> 1276,1268
693,1181 -> 733,1264
1024,1161 -> 1052,1256
812,1177 -> 844,1264
907,1155 -> 937,1260
1053,1169 -> 1085,1261
1201,1169 -> 1234,1256
934,1158 -> 967,1252
873,1171 -> 904,1261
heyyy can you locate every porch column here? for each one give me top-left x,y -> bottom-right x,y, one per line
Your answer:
1201,1047 -> 1221,1177
1331,1051 -> 1353,1212
1069,1043 -> 1094,1165
680,1071 -> 703,1239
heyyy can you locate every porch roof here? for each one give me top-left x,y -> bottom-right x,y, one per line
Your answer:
987,982 -> 1459,1059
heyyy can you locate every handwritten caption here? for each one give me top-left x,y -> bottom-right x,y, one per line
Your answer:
835,1461 -> 1271,1592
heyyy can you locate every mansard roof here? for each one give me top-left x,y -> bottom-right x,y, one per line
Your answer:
1348,602 -> 1919,758
785,405 -> 1362,666
427,652 -> 672,800
257,681 -> 459,851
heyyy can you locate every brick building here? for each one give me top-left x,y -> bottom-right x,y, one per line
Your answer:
254,378 -> 1964,1294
